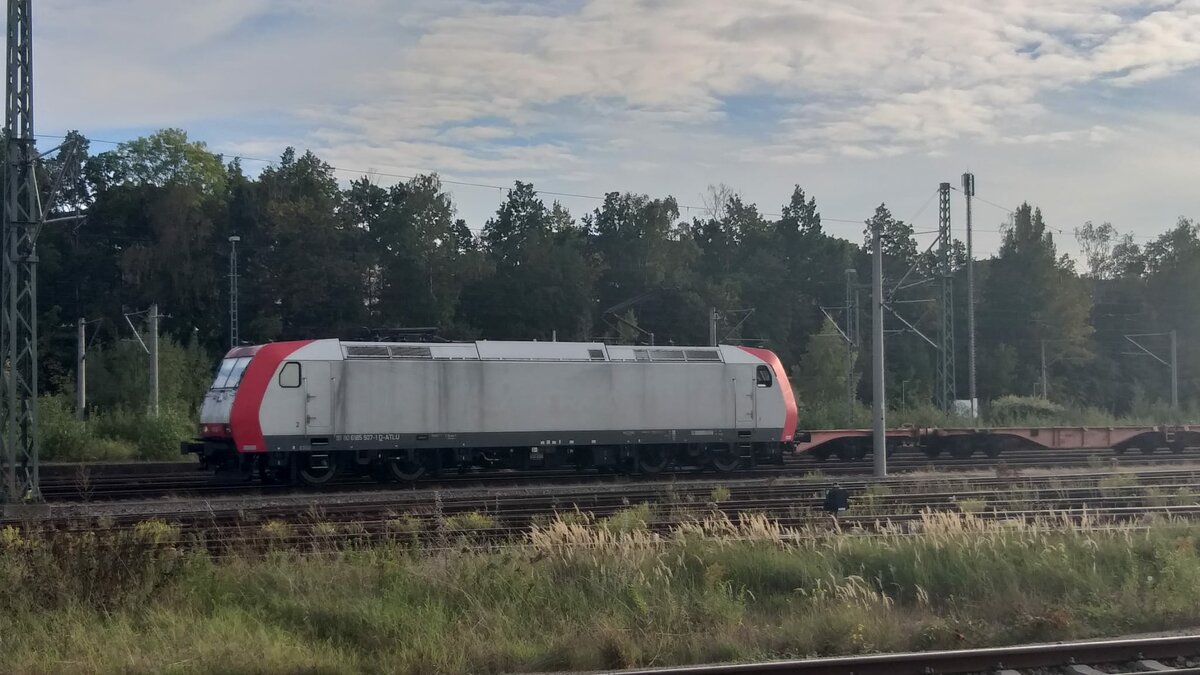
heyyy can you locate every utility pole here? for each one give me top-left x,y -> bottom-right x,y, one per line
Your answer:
228,235 -> 240,349
149,303 -> 159,417
845,268 -> 858,413
1040,340 -> 1048,399
76,318 -> 86,419
1172,330 -> 1179,410
709,307 -> 718,347
962,173 -> 977,416
1123,331 -> 1179,409
871,215 -> 887,477
936,182 -> 955,412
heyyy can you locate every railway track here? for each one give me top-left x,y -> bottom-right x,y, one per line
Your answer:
37,445 -> 1200,502
580,634 -> 1200,674
21,464 -> 1200,553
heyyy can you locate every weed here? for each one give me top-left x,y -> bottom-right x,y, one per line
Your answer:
386,514 -> 424,534
260,520 -> 294,543
132,519 -> 180,546
444,511 -> 495,531
994,461 -> 1021,479
801,471 -> 826,484
956,498 -> 986,513
709,486 -> 732,503
600,504 -> 652,534
1099,473 -> 1138,498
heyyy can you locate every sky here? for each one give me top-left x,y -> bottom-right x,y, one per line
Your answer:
32,0 -> 1200,258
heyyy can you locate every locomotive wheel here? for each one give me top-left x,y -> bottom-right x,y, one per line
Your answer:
258,463 -> 284,485
710,447 -> 740,473
297,454 -> 338,486
637,446 -> 670,474
386,457 -> 427,482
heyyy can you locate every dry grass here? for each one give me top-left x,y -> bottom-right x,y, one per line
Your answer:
3,511 -> 1200,673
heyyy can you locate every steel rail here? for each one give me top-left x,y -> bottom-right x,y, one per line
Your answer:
34,447 -> 1200,502
575,634 -> 1200,675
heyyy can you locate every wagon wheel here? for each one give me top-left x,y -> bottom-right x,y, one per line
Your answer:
637,445 -> 671,474
386,456 -> 427,482
709,446 -> 740,473
1138,446 -> 1156,456
922,445 -> 943,459
983,446 -> 1003,459
297,454 -> 339,486
832,442 -> 856,462
949,445 -> 974,460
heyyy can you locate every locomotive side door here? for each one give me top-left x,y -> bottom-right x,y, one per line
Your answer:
304,361 -> 333,435
733,376 -> 756,428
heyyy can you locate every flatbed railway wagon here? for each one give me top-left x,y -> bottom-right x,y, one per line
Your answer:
183,339 -> 798,485
796,425 -> 1200,461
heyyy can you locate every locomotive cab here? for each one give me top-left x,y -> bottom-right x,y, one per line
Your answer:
182,346 -> 260,463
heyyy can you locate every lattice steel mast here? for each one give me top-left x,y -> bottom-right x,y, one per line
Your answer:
936,182 -> 955,412
2,0 -> 40,503
229,235 -> 240,348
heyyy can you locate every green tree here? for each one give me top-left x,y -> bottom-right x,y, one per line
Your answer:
460,183 -> 595,340
795,318 -> 855,407
89,128 -> 226,197
256,148 -> 365,339
979,204 -> 1092,399
587,192 -> 700,343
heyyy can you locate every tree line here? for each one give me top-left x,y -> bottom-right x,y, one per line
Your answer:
29,129 -> 1200,421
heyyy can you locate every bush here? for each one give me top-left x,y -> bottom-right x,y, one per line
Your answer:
986,396 -> 1066,426
91,405 -> 193,460
600,504 -> 652,534
40,395 -> 192,462
39,395 -> 91,461
88,438 -> 137,462
134,406 -> 193,460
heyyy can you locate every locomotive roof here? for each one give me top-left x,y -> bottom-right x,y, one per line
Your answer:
331,339 -> 754,363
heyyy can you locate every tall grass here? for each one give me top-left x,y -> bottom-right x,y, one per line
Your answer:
5,513 -> 1200,673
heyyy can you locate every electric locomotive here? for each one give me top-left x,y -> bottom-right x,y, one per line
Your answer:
182,339 -> 797,485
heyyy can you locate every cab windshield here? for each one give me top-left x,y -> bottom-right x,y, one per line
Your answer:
211,357 -> 252,390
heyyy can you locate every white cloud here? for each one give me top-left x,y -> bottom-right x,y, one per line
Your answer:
27,0 -> 1200,250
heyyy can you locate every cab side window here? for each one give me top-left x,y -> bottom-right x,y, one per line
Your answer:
279,362 -> 301,388
756,365 -> 773,388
